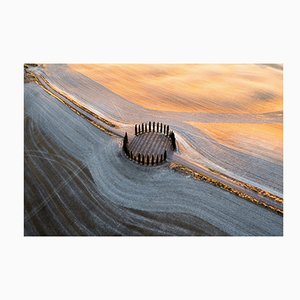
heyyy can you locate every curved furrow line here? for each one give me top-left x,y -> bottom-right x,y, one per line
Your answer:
86,141 -> 282,236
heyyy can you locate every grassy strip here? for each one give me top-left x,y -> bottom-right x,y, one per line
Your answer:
38,73 -> 117,128
207,167 -> 283,204
31,74 -> 117,137
170,162 -> 283,216
28,69 -> 117,128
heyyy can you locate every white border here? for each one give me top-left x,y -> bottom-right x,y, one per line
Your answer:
1,1 -> 299,299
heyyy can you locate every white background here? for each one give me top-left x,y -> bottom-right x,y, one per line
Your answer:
0,0 -> 299,299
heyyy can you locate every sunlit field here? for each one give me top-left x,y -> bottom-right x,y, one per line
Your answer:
188,122 -> 283,162
71,64 -> 282,113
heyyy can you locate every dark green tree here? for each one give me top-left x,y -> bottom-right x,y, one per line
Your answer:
164,150 -> 167,161
166,125 -> 169,136
135,124 -> 137,135
149,121 -> 151,132
151,155 -> 154,165
147,155 -> 150,165
123,139 -> 127,154
123,132 -> 129,155
170,131 -> 176,150
122,137 -> 126,150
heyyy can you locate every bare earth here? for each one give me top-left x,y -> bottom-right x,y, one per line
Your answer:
187,122 -> 283,162
70,64 -> 282,114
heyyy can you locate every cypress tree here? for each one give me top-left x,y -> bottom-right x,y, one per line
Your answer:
163,124 -> 166,134
142,154 -> 145,165
142,123 -> 144,133
153,122 -> 156,132
151,155 -> 154,165
147,155 -> 149,165
161,154 -> 163,163
124,132 -> 128,144
149,121 -> 151,132
135,124 -> 137,135
130,151 -> 133,159
145,123 -> 147,133
160,123 -> 163,133
123,138 -> 129,156
156,154 -> 159,164
170,131 -> 176,150
164,150 -> 167,161
138,124 -> 141,135
138,153 -> 141,164
173,132 -> 176,149
166,125 -> 169,136
122,137 -> 126,150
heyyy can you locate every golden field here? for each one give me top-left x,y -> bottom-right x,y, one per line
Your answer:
188,122 -> 283,161
70,64 -> 282,114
